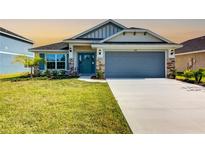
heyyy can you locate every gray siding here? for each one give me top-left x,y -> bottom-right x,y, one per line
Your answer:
0,53 -> 30,74
79,23 -> 123,40
0,34 -> 33,56
105,52 -> 165,78
106,32 -> 164,43
0,34 -> 33,74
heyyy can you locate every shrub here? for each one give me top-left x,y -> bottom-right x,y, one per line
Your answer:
96,71 -> 104,79
193,68 -> 205,83
183,69 -> 194,80
44,70 -> 51,77
51,70 -> 58,77
59,70 -> 66,76
39,71 -> 46,77
176,71 -> 184,77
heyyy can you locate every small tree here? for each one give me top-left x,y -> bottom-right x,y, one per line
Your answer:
14,55 -> 44,78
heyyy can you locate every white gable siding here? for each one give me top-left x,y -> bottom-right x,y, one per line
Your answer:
106,32 -> 164,43
79,23 -> 123,39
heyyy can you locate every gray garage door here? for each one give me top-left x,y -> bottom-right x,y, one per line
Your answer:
105,52 -> 165,78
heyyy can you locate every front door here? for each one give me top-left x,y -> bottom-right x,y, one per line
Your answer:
78,53 -> 96,75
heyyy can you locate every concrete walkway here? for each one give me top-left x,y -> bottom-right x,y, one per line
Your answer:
107,79 -> 205,133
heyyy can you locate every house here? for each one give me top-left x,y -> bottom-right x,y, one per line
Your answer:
29,19 -> 182,78
0,27 -> 33,74
175,36 -> 205,71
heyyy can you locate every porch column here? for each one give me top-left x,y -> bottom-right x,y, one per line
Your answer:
68,45 -> 75,75
167,49 -> 175,79
96,48 -> 105,77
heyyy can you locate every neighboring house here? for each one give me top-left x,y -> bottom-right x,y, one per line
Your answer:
29,19 -> 182,78
0,27 -> 34,74
175,36 -> 205,71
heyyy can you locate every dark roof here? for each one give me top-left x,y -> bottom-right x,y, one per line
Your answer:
127,27 -> 146,30
176,35 -> 205,54
94,42 -> 177,45
102,42 -> 170,44
64,38 -> 103,41
0,27 -> 33,44
29,42 -> 69,51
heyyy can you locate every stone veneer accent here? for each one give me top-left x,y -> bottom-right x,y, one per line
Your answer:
68,58 -> 75,75
96,48 -> 105,78
96,58 -> 105,73
167,58 -> 175,79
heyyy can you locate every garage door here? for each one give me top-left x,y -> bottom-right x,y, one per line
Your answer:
105,52 -> 165,78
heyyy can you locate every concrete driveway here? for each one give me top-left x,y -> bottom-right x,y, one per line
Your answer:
107,79 -> 205,133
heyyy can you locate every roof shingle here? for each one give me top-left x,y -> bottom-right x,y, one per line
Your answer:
176,35 -> 205,54
29,42 -> 69,51
0,27 -> 33,44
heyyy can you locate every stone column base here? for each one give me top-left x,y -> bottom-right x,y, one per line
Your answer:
68,58 -> 75,76
167,58 -> 175,79
96,58 -> 105,79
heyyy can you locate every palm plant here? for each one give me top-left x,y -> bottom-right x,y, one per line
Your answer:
14,55 -> 44,78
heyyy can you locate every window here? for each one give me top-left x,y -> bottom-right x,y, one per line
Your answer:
57,54 -> 65,61
47,62 -> 55,69
46,54 -> 66,70
46,54 -> 55,69
57,54 -> 65,69
57,62 -> 65,69
46,54 -> 55,61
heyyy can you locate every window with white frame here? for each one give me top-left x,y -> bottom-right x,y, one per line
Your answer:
57,54 -> 65,69
46,54 -> 66,70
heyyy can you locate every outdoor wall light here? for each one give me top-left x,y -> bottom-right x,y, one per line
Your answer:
97,48 -> 103,57
168,49 -> 175,58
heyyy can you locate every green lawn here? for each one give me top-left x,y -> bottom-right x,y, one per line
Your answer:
0,72 -> 29,79
0,76 -> 131,134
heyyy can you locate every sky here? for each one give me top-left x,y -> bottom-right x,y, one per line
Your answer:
0,19 -> 205,47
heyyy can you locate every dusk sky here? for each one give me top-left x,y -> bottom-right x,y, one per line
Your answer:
1,19 -> 205,47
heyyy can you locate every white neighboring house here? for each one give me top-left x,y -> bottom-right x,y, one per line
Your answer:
30,19 -> 182,78
0,27 -> 33,74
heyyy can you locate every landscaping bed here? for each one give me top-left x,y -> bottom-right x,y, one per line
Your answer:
176,76 -> 205,87
176,69 -> 205,87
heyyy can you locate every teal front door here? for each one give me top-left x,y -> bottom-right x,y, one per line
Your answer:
78,53 -> 96,75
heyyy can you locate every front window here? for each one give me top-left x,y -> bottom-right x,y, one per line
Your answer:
57,54 -> 65,69
46,54 -> 66,70
46,54 -> 56,69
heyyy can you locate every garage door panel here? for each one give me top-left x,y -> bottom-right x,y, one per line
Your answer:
105,52 -> 165,78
